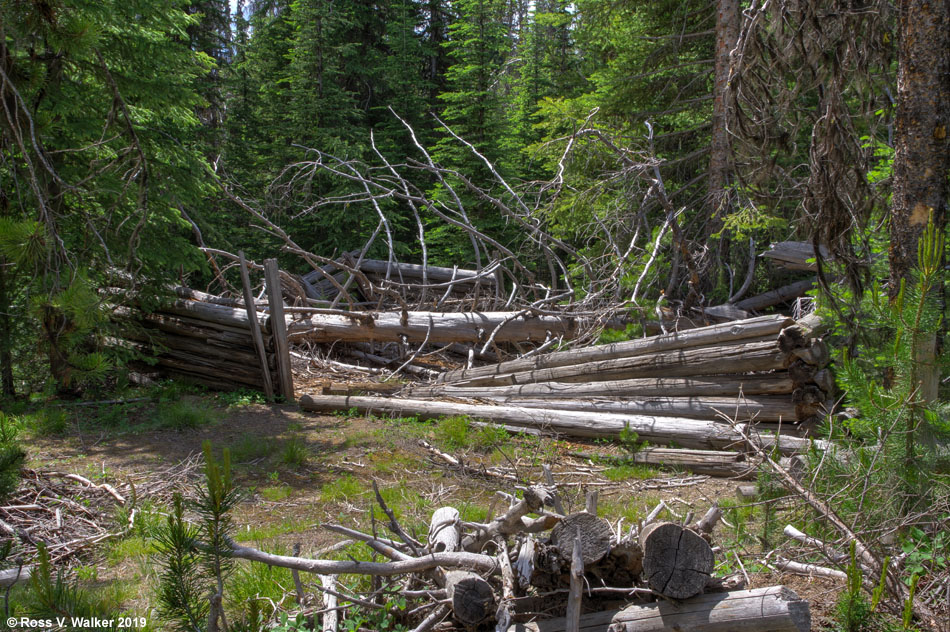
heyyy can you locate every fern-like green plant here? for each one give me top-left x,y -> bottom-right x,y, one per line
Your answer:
154,494 -> 209,632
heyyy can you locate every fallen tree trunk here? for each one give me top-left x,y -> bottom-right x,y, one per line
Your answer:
761,241 -> 831,271
571,448 -> 755,479
445,341 -> 788,388
409,374 -> 796,399
733,278 -> 817,312
440,315 -> 792,384
356,259 -> 497,287
470,396 -> 800,422
288,311 -> 583,345
508,586 -> 811,632
298,395 -> 822,455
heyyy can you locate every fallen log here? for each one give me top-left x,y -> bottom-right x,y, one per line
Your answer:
288,311 -> 583,345
440,315 -> 792,384
445,340 -> 789,388
639,522 -> 713,599
298,395 -> 823,455
409,374 -> 796,399
734,278 -> 816,312
471,396 -> 801,422
508,586 -> 811,632
356,259 -> 497,287
569,448 -> 755,479
761,241 -> 831,271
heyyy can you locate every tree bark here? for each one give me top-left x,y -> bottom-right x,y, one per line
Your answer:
890,0 -> 949,292
0,258 -> 14,397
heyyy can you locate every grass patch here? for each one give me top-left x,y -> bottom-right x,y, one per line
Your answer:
319,475 -> 366,503
602,464 -> 660,481
217,389 -> 267,408
235,518 -> 307,542
259,485 -> 291,502
599,494 -> 663,525
152,399 -> 218,431
226,550 -> 295,626
280,436 -> 309,467
230,433 -> 276,463
107,536 -> 155,565
434,416 -> 509,452
28,408 -> 70,436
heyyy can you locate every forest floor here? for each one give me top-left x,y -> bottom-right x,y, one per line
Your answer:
14,390 -> 846,629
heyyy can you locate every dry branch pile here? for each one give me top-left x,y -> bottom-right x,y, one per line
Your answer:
220,482 -> 810,632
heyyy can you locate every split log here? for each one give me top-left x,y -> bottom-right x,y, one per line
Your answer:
761,241 -> 831,271
565,529 -> 584,632
410,374 -> 796,399
472,396 -> 801,422
440,315 -> 792,384
265,259 -> 295,401
444,570 -> 495,627
639,522 -> 713,599
298,395 -> 822,455
443,341 -> 788,388
551,513 -> 613,566
509,586 -> 810,632
240,250 -> 275,398
734,278 -> 817,312
288,311 -> 583,345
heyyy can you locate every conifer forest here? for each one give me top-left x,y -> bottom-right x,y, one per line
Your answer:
0,1 -> 949,630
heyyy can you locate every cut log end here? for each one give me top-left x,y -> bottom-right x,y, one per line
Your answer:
551,512 -> 613,566
639,522 -> 714,600
444,570 -> 496,627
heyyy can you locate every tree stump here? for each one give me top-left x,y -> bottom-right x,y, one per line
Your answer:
639,522 -> 714,599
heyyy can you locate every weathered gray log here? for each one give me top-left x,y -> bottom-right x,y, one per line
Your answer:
639,522 -> 714,599
240,251 -> 275,398
162,298 -> 262,331
565,529 -> 584,632
0,566 -> 31,588
288,311 -> 583,345
444,570 -> 495,627
509,586 -> 811,632
356,259 -> 497,287
440,315 -> 791,384
119,329 -> 269,369
472,396 -> 801,422
446,340 -> 789,388
734,278 -> 817,312
298,395 -> 823,455
551,513 -> 613,566
265,259 -> 295,401
571,448 -> 755,479
428,507 -> 461,554
761,241 -> 831,271
410,374 -> 796,399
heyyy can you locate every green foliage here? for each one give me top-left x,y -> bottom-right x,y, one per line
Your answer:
319,475 -> 366,503
835,542 -> 873,632
280,436 -> 310,468
433,416 -> 509,452
0,413 -> 25,500
154,494 -> 209,631
601,464 -> 658,481
617,422 -> 644,457
152,399 -> 219,431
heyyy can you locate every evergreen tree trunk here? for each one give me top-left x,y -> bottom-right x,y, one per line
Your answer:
704,0 -> 738,293
890,0 -> 950,404
0,258 -> 14,398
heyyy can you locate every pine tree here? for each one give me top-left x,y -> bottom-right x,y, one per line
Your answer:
0,0 -> 210,392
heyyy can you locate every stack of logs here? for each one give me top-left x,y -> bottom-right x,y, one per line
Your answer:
301,314 -> 833,476
226,483 -> 811,631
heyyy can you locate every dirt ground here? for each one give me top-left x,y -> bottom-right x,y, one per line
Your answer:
18,394 -> 845,629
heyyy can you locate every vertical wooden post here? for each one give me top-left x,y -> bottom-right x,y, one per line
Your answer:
565,527 -> 584,632
238,251 -> 274,398
264,258 -> 295,402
